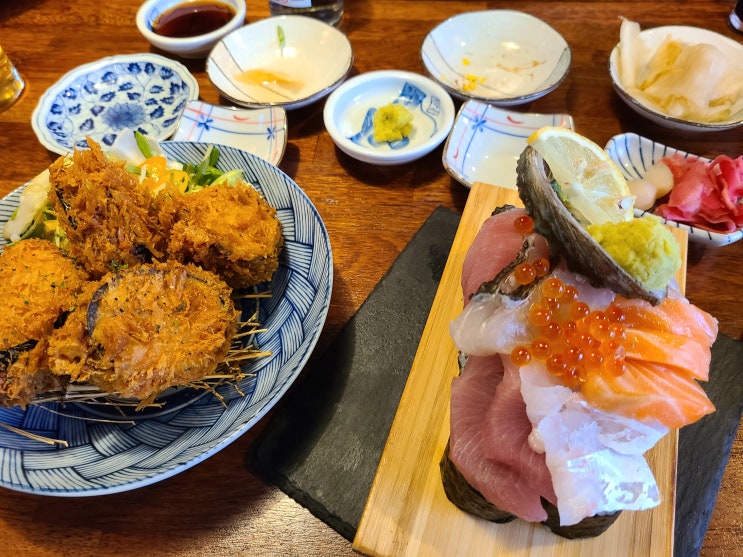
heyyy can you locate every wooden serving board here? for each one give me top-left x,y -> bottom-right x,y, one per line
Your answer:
353,181 -> 688,557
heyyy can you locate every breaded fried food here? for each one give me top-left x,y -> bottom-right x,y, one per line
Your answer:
48,139 -> 179,278
1,340 -> 65,408
47,261 -> 239,403
0,238 -> 87,406
168,182 -> 283,289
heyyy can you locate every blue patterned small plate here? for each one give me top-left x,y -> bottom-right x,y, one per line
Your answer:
172,101 -> 288,165
605,133 -> 743,247
31,54 -> 199,156
323,70 -> 456,165
443,100 -> 573,189
0,143 -> 332,495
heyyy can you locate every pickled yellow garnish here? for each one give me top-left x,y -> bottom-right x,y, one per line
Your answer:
373,104 -> 413,142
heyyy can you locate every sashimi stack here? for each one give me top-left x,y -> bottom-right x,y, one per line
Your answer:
440,146 -> 718,539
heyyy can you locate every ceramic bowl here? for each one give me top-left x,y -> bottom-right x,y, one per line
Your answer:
136,0 -> 247,59
605,132 -> 743,246
31,53 -> 199,155
206,15 -> 353,110
608,25 -> 743,132
443,100 -> 574,189
172,100 -> 288,165
323,70 -> 456,166
0,142 -> 332,495
421,10 -> 571,106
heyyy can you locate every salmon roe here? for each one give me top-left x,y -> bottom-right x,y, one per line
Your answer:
512,277 -> 627,388
513,214 -> 534,235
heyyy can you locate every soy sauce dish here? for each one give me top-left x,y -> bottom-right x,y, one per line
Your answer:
136,0 -> 246,59
323,70 -> 456,166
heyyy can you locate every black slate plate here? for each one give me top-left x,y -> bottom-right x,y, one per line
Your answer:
248,206 -> 743,556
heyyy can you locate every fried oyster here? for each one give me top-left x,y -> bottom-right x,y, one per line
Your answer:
168,182 -> 284,289
0,239 -> 87,407
48,140 -> 179,278
47,260 -> 239,404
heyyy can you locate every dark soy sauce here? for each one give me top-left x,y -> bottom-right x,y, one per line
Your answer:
153,1 -> 236,38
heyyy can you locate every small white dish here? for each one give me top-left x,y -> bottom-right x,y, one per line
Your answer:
323,70 -> 456,166
605,132 -> 743,246
443,100 -> 573,189
172,100 -> 287,165
608,25 -> 743,132
136,0 -> 246,59
31,53 -> 199,155
421,10 -> 571,106
206,15 -> 353,110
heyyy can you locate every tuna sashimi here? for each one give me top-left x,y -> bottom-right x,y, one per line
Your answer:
460,208 -> 549,303
449,354 -> 554,522
483,357 -> 556,505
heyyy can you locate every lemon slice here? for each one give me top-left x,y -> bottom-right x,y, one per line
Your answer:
527,127 -> 633,225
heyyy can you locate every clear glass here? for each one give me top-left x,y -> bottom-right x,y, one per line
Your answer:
730,0 -> 743,33
268,0 -> 344,27
0,46 -> 25,111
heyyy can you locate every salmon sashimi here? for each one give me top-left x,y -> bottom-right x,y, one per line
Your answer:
581,359 -> 716,429
614,294 -> 718,381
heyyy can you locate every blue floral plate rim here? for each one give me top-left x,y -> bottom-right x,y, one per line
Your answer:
31,53 -> 199,156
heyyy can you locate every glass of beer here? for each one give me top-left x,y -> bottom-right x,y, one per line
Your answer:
0,46 -> 25,111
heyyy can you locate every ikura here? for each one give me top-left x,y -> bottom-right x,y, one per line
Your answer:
511,277 -> 628,389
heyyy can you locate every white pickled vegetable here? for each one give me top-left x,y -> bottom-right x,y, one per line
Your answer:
644,162 -> 674,197
627,178 -> 658,211
2,169 -> 51,243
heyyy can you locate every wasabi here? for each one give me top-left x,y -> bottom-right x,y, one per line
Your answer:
373,103 -> 413,142
587,216 -> 681,292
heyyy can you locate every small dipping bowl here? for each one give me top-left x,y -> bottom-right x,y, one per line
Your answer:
323,70 -> 455,166
136,0 -> 247,59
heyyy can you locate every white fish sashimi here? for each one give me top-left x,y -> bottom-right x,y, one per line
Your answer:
517,360 -> 668,526
450,262 -> 616,357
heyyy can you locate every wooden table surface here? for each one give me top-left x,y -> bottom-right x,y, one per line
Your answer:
0,1 -> 740,555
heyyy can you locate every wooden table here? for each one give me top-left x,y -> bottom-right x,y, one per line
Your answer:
0,1 -> 740,555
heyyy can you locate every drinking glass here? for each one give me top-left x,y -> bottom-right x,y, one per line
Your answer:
730,0 -> 743,33
0,46 -> 25,111
268,0 -> 344,27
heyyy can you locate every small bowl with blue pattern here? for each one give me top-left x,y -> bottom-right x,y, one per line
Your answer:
323,70 -> 455,166
31,53 -> 199,156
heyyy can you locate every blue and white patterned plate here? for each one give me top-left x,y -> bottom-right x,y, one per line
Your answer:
31,54 -> 199,156
0,143 -> 333,495
605,132 -> 743,247
443,100 -> 573,189
172,101 -> 288,165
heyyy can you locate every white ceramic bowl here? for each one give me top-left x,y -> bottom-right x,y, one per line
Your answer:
323,70 -> 456,166
608,25 -> 743,132
206,15 -> 353,110
443,100 -> 574,189
31,53 -> 199,155
172,100 -> 288,165
421,10 -> 571,106
605,132 -> 743,246
136,0 -> 246,59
